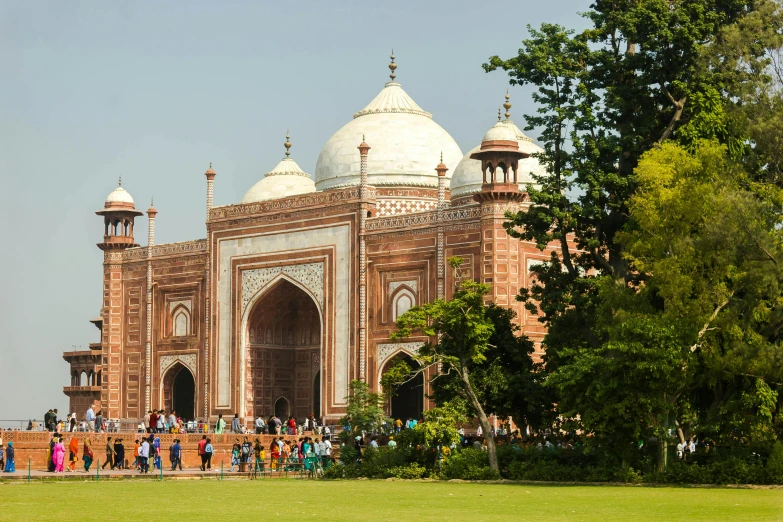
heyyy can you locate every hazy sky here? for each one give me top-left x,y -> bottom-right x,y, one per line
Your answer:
0,0 -> 588,420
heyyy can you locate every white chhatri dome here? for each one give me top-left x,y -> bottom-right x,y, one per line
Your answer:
241,135 -> 316,203
105,178 -> 135,205
315,55 -> 462,191
451,116 -> 547,200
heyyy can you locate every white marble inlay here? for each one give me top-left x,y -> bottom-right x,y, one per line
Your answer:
388,280 -> 417,294
241,263 -> 324,312
376,341 -> 423,368
217,224 -> 351,410
160,354 -> 197,377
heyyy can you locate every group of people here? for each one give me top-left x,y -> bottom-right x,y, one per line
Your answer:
142,409 -> 186,434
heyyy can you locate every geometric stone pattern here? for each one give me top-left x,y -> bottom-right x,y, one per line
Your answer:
160,353 -> 197,377
376,341 -> 424,369
241,262 -> 324,312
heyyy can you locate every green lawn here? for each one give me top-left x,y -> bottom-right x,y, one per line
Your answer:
0,480 -> 781,521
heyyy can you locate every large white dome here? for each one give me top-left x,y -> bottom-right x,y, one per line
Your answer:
314,81 -> 463,191
450,119 -> 547,200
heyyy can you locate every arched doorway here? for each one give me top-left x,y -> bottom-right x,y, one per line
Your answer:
162,363 -> 195,421
246,278 -> 321,420
172,367 -> 195,421
274,397 -> 290,418
382,353 -> 424,422
312,371 -> 321,420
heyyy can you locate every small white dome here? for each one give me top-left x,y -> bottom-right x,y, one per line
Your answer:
482,121 -> 519,142
241,157 -> 316,203
315,81 -> 463,191
105,185 -> 135,205
450,120 -> 547,200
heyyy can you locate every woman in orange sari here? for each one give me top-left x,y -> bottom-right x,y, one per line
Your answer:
68,436 -> 79,472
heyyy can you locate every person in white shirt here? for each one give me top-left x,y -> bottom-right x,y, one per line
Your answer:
139,440 -> 150,473
476,425 -> 483,437
85,406 -> 96,432
689,439 -> 696,454
676,441 -> 684,460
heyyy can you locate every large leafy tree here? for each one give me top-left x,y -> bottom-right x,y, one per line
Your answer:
484,0 -> 783,464
428,304 -> 552,432
392,259 -> 500,470
550,140 -> 783,467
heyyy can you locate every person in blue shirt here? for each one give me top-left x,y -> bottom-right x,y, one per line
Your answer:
3,442 -> 15,472
204,438 -> 214,471
170,439 -> 182,471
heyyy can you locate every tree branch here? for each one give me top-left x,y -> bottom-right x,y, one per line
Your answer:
690,293 -> 734,352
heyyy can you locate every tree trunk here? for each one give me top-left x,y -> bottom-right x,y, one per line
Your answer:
657,437 -> 668,472
460,368 -> 499,472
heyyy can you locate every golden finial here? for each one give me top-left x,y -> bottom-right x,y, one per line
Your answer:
118,176 -> 122,187
497,107 -> 502,121
151,197 -> 154,206
209,162 -> 212,169
440,151 -> 443,163
389,50 -> 397,81
504,89 -> 512,119
284,130 -> 291,157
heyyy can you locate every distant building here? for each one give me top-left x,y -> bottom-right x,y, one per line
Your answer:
63,55 -> 557,424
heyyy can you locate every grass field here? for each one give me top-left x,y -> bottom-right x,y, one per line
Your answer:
0,479 -> 781,521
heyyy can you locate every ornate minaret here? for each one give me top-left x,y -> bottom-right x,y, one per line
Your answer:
203,162 -> 215,418
358,136 -> 371,381
96,178 -> 143,418
144,199 -> 157,412
472,102 -> 528,307
435,153 -> 448,299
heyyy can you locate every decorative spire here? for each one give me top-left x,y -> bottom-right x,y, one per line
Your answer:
209,162 -> 212,169
440,151 -> 443,163
498,107 -> 502,121
118,176 -> 122,187
389,50 -> 397,82
284,130 -> 291,157
150,197 -> 154,207
504,89 -> 512,119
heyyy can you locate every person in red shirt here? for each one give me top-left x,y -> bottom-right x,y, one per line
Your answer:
149,410 -> 159,434
197,435 -> 208,471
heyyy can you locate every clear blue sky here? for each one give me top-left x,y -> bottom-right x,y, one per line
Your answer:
0,0 -> 588,420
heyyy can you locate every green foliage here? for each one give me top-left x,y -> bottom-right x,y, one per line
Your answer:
430,305 -> 552,430
441,449 -> 500,481
483,0 -> 783,467
412,400 -> 468,449
340,380 -> 389,437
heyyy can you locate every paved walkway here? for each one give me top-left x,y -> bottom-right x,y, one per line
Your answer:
0,466 -> 314,481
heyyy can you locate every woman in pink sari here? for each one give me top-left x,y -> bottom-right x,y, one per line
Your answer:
53,437 -> 65,472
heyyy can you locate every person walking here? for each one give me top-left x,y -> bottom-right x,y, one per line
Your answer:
230,439 -> 240,472
156,411 -> 166,434
168,411 -> 177,434
69,413 -> 77,432
215,414 -> 226,434
53,437 -> 65,472
144,411 -> 152,433
204,438 -> 214,471
231,413 -> 242,434
3,442 -> 15,472
67,436 -> 78,472
85,405 -> 96,432
101,437 -> 115,470
170,439 -> 182,471
115,438 -> 125,470
198,435 -> 208,471
95,410 -> 104,433
82,439 -> 94,471
139,438 -> 150,473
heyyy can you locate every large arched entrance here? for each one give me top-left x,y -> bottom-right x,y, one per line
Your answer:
246,278 -> 321,420
162,363 -> 195,420
382,353 -> 424,422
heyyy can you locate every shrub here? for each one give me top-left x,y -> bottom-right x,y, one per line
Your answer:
442,448 -> 500,480
388,464 -> 427,479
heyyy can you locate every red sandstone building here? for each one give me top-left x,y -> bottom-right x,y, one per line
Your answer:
63,56 -> 558,426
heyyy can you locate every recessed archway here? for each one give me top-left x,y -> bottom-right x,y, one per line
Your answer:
245,278 -> 321,420
162,363 -> 196,421
274,396 -> 290,419
382,352 -> 424,422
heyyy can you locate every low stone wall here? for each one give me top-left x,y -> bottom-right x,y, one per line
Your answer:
1,430 -> 333,470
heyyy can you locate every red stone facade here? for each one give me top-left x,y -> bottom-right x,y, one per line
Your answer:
63,146 -> 560,428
